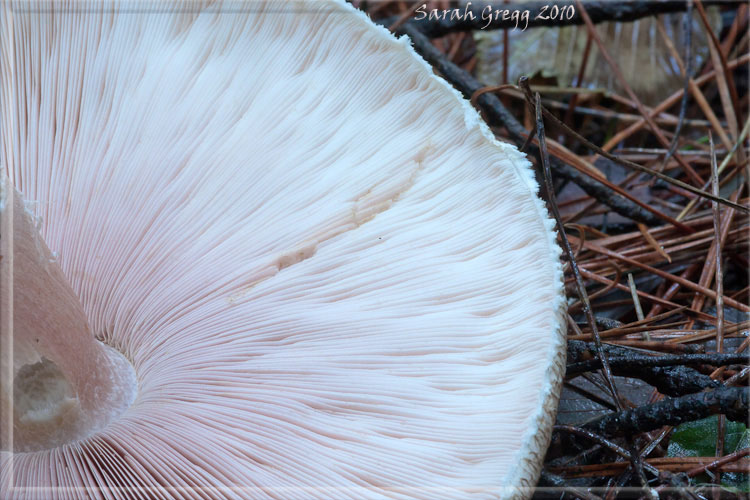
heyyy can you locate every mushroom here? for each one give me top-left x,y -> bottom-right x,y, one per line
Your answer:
0,0 -> 566,498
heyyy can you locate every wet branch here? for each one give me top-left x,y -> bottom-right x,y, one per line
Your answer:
566,340 -> 742,396
567,341 -> 748,375
582,386 -> 749,438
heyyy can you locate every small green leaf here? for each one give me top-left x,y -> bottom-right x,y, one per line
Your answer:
668,416 -> 749,492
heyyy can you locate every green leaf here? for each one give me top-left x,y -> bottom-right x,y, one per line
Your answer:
668,416 -> 749,492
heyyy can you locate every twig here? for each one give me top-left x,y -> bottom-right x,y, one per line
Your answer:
387,0 -> 422,31
582,386 -> 749,438
650,450 -> 750,495
576,239 -> 750,313
677,116 -> 750,220
554,426 -> 631,462
566,352 -> 748,376
532,92 -> 622,410
605,340 -> 703,354
564,380 -> 618,412
646,263 -> 700,318
573,320 -> 689,340
665,320 -> 750,344
687,449 -> 750,478
637,223 -> 671,264
601,53 -> 750,153
575,0 -> 704,186
627,273 -> 648,340
695,0 -> 743,150
563,32 -> 592,136
550,455 -> 750,478
710,135 -> 725,369
554,425 -> 661,477
709,133 -> 726,495
725,367 -> 749,387
659,0 -> 693,171
516,79 -> 748,214
567,341 -> 732,396
576,267 -> 715,322
538,471 -> 605,500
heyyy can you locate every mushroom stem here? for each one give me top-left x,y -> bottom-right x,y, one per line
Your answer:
0,175 -> 136,452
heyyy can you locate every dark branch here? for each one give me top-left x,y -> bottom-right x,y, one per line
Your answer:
582,386 -> 749,438
601,365 -> 719,397
567,340 -> 731,396
567,352 -> 749,375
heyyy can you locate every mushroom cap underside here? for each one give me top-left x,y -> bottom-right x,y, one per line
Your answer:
1,1 -> 566,499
